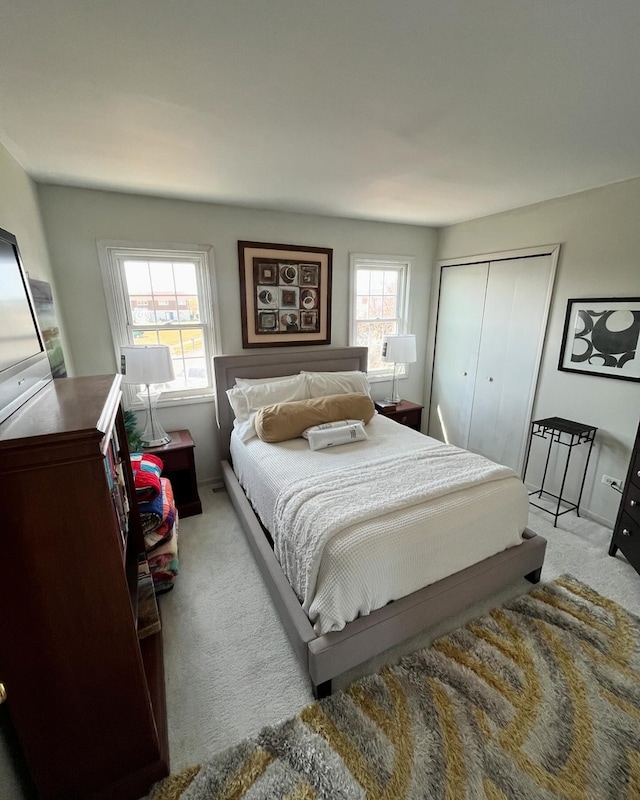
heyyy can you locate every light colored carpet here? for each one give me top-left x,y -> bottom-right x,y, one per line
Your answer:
151,575 -> 640,799
159,488 -> 640,776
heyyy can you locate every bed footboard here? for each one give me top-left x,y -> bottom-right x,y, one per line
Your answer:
222,459 -> 547,698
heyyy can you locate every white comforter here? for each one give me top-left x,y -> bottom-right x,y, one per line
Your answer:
230,415 -> 529,634
273,445 -> 513,614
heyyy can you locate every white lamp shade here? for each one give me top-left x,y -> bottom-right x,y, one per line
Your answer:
120,345 -> 175,385
381,334 -> 417,364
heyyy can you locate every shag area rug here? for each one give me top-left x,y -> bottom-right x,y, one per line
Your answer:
148,576 -> 640,799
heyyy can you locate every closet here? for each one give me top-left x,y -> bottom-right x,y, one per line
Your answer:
428,248 -> 558,473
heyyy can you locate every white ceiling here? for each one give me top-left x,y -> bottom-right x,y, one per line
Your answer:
2,1 -> 640,226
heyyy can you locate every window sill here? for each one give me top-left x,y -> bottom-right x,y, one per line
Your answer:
367,372 -> 408,384
130,392 -> 215,411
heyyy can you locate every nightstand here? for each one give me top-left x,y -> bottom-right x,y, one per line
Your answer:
144,429 -> 202,517
375,399 -> 423,431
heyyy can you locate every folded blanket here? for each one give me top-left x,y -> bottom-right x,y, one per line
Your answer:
149,524 -> 179,594
131,452 -> 163,475
139,498 -> 163,534
145,507 -> 176,551
148,526 -> 178,563
149,551 -> 175,570
144,479 -> 176,549
152,560 -> 179,580
130,453 -> 164,501
273,444 -> 514,612
153,576 -> 177,595
134,469 -> 162,501
138,476 -> 168,534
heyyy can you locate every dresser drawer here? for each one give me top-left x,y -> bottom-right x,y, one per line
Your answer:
391,408 -> 422,429
630,450 -> 640,490
161,448 -> 191,472
623,481 -> 640,526
614,512 -> 640,571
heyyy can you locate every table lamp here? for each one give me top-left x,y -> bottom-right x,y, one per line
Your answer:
120,345 -> 175,447
381,334 -> 417,404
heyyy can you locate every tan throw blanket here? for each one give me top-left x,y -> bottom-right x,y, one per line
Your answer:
272,444 -> 514,611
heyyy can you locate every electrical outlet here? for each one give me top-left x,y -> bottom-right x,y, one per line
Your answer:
602,474 -> 619,487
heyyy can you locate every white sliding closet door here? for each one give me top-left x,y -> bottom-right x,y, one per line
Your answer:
429,250 -> 556,473
466,256 -> 554,470
428,263 -> 487,448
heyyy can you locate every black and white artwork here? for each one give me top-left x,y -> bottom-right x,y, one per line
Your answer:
558,297 -> 640,382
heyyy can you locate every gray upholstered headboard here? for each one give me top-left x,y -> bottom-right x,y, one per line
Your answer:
213,347 -> 368,461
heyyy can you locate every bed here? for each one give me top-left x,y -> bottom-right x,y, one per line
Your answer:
215,347 -> 546,698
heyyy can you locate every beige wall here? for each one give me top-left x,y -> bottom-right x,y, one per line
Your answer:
4,137 -> 637,526
37,184 -> 437,484
432,178 -> 640,526
0,144 -> 72,374
35,178 -> 640,520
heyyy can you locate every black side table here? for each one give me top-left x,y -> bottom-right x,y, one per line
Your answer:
522,417 -> 597,527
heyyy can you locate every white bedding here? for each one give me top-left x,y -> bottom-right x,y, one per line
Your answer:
230,414 -> 529,634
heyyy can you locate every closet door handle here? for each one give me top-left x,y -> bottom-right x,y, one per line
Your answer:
487,377 -> 494,382
630,499 -> 637,508
463,371 -> 468,376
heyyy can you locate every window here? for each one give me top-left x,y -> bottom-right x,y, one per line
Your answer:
349,254 -> 412,377
99,242 -> 219,405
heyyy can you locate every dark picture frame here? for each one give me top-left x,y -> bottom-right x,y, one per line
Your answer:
28,277 -> 68,378
238,241 -> 332,348
558,297 -> 640,382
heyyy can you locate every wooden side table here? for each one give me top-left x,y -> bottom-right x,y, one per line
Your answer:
144,429 -> 202,517
374,399 -> 423,431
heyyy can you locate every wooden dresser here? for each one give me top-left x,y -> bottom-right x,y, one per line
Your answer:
609,419 -> 640,575
0,375 -> 168,799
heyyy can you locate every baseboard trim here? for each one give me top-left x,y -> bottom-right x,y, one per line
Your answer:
524,483 -> 615,531
578,507 -> 614,530
198,477 -> 225,491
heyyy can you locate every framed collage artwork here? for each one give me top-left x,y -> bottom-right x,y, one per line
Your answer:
238,241 -> 332,348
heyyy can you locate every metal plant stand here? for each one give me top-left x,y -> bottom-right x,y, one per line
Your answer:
522,417 -> 597,527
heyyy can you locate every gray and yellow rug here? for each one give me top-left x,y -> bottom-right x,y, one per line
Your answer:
148,576 -> 640,799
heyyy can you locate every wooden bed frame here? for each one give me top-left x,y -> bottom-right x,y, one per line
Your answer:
214,347 -> 547,698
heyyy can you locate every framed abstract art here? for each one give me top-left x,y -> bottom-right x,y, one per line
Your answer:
238,241 -> 332,348
558,297 -> 640,382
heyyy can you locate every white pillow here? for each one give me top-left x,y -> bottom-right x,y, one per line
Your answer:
302,419 -> 368,450
235,373 -> 300,388
242,373 -> 309,410
302,370 -> 371,399
227,373 -> 309,441
226,385 -> 250,422
233,414 -> 259,443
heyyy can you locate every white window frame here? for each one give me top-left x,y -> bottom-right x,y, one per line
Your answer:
98,240 -> 220,408
349,253 -> 413,381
